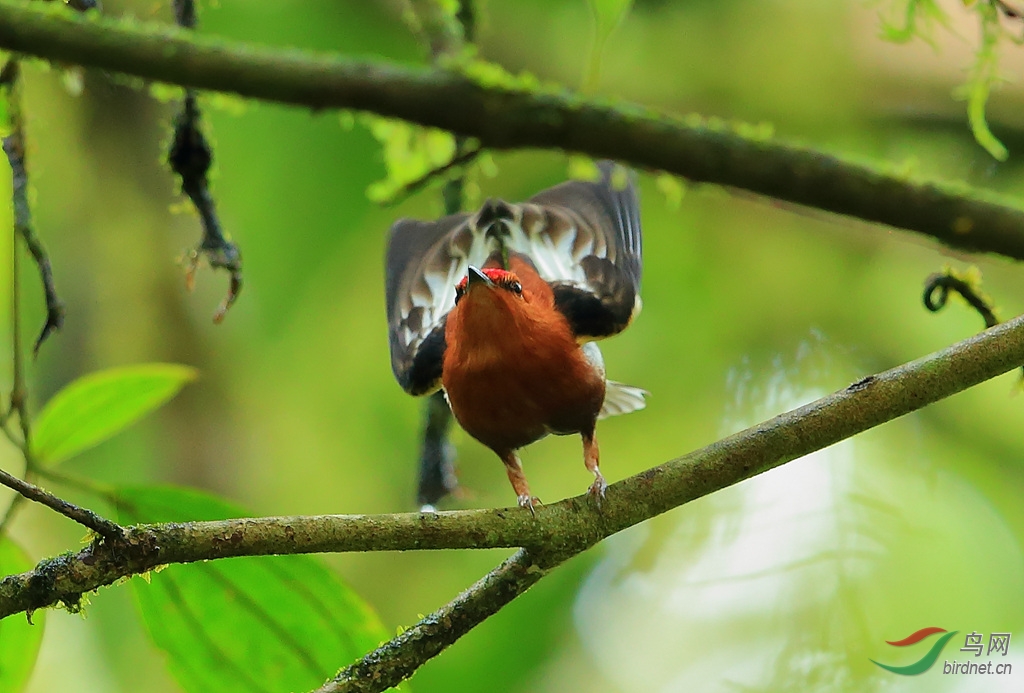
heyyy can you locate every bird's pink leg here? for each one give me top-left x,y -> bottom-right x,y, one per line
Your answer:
583,432 -> 607,502
501,451 -> 539,515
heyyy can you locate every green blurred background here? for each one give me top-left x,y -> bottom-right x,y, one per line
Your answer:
2,0 -> 1024,691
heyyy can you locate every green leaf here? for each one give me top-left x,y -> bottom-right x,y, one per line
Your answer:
116,486 -> 404,693
956,2 -> 1008,161
32,363 -> 198,466
0,537 -> 45,693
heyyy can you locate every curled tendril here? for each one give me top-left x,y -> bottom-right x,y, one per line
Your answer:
923,271 -> 999,328
924,268 -> 1021,381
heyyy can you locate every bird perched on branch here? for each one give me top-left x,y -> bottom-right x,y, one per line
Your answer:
385,161 -> 645,512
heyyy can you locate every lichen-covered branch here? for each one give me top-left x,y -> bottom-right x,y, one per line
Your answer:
3,313 -> 1024,623
315,549 -> 553,693
0,2 -> 1023,260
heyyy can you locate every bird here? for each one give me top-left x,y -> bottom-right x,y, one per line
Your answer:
385,161 -> 645,512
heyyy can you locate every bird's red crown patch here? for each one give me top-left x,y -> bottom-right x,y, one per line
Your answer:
454,268 -> 518,292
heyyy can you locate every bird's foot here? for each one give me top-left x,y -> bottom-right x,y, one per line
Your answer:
588,475 -> 608,508
517,494 -> 542,516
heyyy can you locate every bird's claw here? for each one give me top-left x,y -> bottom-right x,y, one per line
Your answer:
588,476 -> 608,509
517,494 -> 541,516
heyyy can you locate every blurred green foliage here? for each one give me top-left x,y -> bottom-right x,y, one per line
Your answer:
0,1 -> 1022,692
117,486 -> 402,693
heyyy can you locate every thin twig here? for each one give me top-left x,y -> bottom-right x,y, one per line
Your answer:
5,0 -> 95,356
0,466 -> 118,538
169,0 -> 242,323
2,4 -> 1024,261
1,60 -> 65,356
0,467 -> 123,539
382,145 -> 481,208
0,58 -> 35,539
6,104 -> 31,455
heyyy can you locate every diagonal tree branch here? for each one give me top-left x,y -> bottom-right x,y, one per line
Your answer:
3,313 -> 1024,626
315,548 -> 553,693
0,2 -> 1023,260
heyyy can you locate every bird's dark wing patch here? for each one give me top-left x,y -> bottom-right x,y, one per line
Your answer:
386,214 -> 470,395
550,258 -> 636,337
522,161 -> 642,339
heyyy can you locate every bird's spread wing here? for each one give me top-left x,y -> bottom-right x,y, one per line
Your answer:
523,161 -> 642,340
385,161 -> 642,395
385,212 -> 471,395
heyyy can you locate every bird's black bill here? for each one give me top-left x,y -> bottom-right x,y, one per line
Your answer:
467,266 -> 493,288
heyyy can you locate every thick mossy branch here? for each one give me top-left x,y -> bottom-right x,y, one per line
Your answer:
1,2 -> 1024,259
3,313 -> 1024,621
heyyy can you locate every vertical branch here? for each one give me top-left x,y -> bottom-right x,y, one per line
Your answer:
3,63 -> 30,449
0,61 -> 64,357
0,59 -> 31,537
0,57 -> 122,540
416,391 -> 457,509
413,0 -> 476,509
169,0 -> 242,324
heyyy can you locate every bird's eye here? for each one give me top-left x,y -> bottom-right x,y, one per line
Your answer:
509,281 -> 522,295
454,285 -> 466,305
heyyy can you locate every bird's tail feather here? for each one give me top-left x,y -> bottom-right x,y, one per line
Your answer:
599,381 -> 647,420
